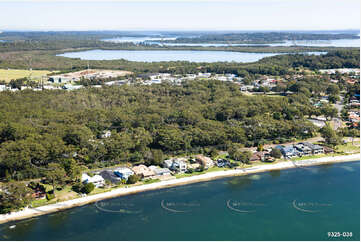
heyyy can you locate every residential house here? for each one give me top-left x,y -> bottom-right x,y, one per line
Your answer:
216,159 -> 231,168
294,143 -> 313,156
323,146 -> 334,154
132,165 -> 155,178
0,85 -> 6,91
195,155 -> 214,169
250,152 -> 265,162
81,173 -> 105,188
198,73 -> 212,78
187,163 -> 200,169
29,184 -> 46,199
149,166 -> 172,176
171,158 -> 188,172
100,130 -> 111,139
301,142 -> 324,154
113,167 -> 134,181
263,153 -> 275,162
163,158 -> 187,172
62,84 -> 83,90
163,159 -> 174,169
240,85 -> 255,92
48,75 -> 73,84
275,145 -> 298,158
99,170 -> 121,183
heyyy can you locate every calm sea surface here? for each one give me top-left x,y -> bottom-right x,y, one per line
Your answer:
1,161 -> 359,241
58,50 -> 325,63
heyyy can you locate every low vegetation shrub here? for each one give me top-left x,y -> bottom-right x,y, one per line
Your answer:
46,191 -> 55,201
81,183 -> 95,194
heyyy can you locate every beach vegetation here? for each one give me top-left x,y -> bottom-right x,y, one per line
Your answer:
46,191 -> 55,200
127,174 -> 140,184
0,182 -> 34,214
270,148 -> 282,159
81,183 -> 95,194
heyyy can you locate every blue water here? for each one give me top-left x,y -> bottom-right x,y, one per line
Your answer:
58,50 -> 324,63
1,161 -> 359,241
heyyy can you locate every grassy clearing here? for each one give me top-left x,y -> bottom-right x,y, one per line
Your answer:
292,154 -> 330,161
0,69 -> 55,82
143,178 -> 161,184
335,142 -> 360,154
175,166 -> 229,178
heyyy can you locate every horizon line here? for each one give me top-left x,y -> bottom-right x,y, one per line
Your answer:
1,28 -> 360,32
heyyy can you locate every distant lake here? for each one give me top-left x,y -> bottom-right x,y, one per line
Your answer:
102,36 -> 177,44
103,36 -> 360,47
1,161 -> 359,241
58,49 -> 325,63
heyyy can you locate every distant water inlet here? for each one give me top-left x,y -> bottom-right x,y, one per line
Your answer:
57,49 -> 325,63
103,36 -> 360,47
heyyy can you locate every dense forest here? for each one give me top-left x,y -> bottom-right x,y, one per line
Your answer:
0,32 -> 359,182
0,80 -> 336,181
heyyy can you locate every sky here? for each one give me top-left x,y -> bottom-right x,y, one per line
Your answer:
0,0 -> 359,31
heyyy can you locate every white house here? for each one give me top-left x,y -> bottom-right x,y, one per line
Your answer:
0,85 -> 8,92
81,173 -> 105,188
163,158 -> 188,172
48,75 -> 73,84
100,130 -> 111,139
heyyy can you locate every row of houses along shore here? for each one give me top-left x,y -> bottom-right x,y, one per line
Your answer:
81,142 -> 332,188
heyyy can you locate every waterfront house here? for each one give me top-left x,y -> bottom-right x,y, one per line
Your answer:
29,183 -> 46,199
171,159 -> 188,172
149,166 -> 172,176
195,155 -> 214,169
163,158 -> 188,172
294,143 -> 313,156
132,165 -> 155,178
99,170 -> 121,183
81,173 -> 105,188
216,159 -> 231,168
301,142 -> 324,154
323,146 -> 334,154
113,167 -> 134,181
275,145 -> 298,158
250,152 -> 265,162
163,159 -> 174,169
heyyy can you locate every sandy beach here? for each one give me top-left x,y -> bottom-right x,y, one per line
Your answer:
0,153 -> 359,225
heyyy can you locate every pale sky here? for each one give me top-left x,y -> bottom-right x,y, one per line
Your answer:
0,0 -> 359,31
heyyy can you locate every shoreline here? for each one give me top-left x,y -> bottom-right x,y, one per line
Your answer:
0,153 -> 359,225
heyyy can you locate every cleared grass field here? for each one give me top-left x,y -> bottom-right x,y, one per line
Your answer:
0,69 -> 54,82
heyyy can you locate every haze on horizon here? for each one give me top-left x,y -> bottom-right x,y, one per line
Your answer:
0,0 -> 360,31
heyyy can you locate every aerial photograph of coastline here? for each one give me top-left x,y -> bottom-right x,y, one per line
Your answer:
0,0 -> 359,241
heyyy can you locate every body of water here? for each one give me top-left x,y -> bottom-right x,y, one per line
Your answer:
102,36 -> 177,44
1,161 -> 359,241
103,36 -> 360,47
57,50 -> 324,63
